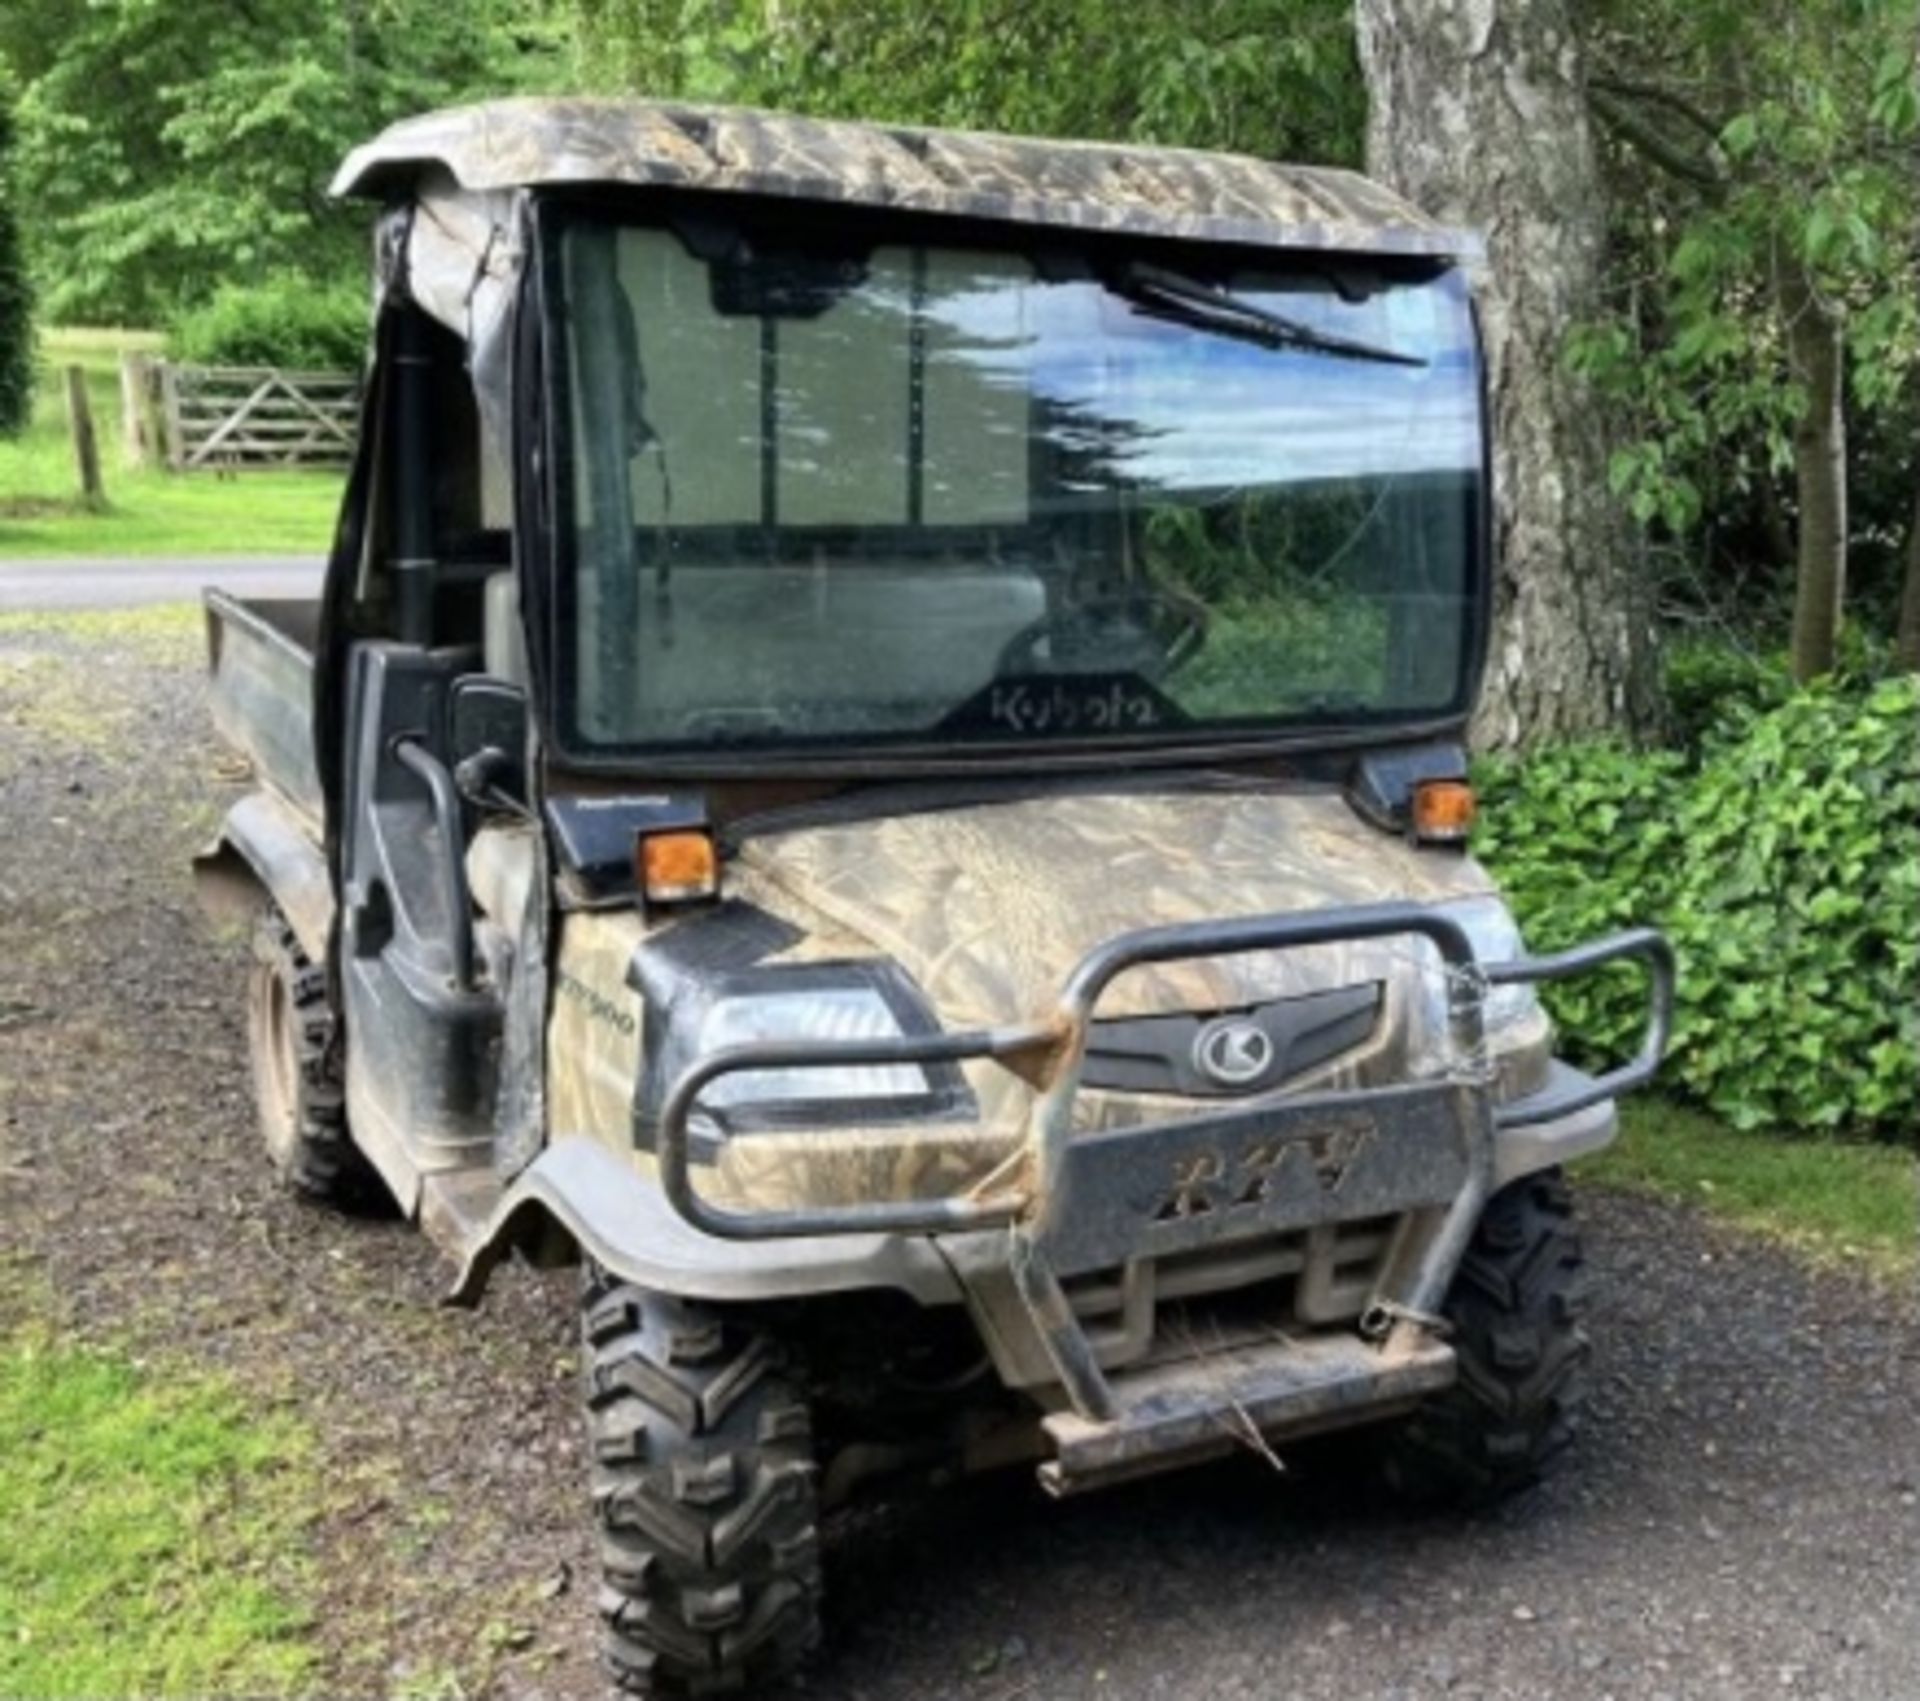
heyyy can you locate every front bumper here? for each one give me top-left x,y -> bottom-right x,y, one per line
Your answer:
653,901 -> 1673,1471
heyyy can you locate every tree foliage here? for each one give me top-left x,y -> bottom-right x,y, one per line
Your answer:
0,0 -> 564,326
1576,0 -> 1920,665
569,0 -> 1364,164
0,88 -> 31,438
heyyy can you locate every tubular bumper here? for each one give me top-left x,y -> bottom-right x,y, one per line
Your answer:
653,903 -> 1674,1424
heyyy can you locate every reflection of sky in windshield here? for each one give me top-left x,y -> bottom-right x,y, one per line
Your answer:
921,270 -> 1479,489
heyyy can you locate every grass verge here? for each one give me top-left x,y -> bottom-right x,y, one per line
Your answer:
0,328 -> 343,558
0,1313 -> 318,1697
1584,1097 -> 1916,1283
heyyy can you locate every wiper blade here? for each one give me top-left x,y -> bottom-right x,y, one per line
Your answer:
1114,262 -> 1428,368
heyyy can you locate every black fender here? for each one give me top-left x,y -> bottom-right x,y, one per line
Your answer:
449,1137 -> 962,1309
192,790 -> 334,962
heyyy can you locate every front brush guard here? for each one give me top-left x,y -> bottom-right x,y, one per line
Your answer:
654,901 -> 1674,1421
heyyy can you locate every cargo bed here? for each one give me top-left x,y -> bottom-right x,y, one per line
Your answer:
205,592 -> 324,828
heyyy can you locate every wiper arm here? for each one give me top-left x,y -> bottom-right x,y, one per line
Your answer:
1114,262 -> 1427,368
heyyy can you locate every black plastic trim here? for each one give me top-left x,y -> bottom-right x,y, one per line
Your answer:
545,791 -> 709,900
1083,982 -> 1382,1098
1344,742 -> 1469,835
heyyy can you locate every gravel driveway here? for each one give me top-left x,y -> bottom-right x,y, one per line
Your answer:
1,609 -> 1915,1701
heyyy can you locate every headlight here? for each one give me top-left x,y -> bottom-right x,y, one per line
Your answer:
644,961 -> 973,1146
695,984 -> 930,1110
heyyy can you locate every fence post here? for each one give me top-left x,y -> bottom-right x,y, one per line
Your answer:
143,360 -> 169,470
65,365 -> 106,511
160,361 -> 184,471
120,352 -> 155,468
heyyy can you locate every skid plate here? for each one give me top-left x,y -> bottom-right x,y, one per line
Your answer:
1038,1329 -> 1456,1495
1040,1079 -> 1478,1278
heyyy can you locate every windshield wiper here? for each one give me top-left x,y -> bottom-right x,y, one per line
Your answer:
1113,262 -> 1427,368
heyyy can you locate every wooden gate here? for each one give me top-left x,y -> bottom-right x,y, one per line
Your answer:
157,364 -> 361,470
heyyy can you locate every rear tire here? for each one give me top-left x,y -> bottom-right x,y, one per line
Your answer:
245,909 -> 369,1203
1380,1169 -> 1589,1506
583,1276 -> 823,1697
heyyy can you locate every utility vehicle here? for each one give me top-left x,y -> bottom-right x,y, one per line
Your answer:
197,98 -> 1673,1697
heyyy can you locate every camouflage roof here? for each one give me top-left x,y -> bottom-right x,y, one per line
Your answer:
332,97 -> 1477,259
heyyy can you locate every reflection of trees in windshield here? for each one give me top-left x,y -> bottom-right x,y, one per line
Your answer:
1140,484 -> 1392,600
1033,390 -> 1161,499
1134,478 -> 1464,718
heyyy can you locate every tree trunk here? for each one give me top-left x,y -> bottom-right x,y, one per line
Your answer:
1354,0 -> 1655,749
1778,258 -> 1847,682
1895,478 -> 1920,674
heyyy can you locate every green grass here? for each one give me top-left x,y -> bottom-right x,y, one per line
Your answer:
0,328 -> 344,558
1585,1098 -> 1917,1282
0,1323 -> 318,1698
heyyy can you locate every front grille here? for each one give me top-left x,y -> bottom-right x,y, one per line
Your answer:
1080,982 -> 1382,1099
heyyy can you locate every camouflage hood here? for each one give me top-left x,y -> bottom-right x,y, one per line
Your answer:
730,784 -> 1498,1029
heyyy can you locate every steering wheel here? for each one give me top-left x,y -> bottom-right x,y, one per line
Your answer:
995,589 -> 1209,682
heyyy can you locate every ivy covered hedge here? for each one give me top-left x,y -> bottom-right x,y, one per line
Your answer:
1476,670 -> 1919,1139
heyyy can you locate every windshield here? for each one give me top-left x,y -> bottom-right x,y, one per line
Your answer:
549,208 -> 1484,762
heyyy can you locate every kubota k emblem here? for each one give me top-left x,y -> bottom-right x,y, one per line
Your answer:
1192,1015 -> 1274,1087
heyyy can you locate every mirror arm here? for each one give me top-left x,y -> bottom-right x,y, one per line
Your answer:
453,745 -> 535,820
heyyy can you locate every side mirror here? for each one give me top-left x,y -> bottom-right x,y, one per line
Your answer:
448,675 -> 530,810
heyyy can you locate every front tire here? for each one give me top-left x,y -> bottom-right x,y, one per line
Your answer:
1380,1169 -> 1589,1506
583,1277 -> 823,1697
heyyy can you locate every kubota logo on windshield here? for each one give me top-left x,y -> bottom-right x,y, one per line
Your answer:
1192,1016 -> 1275,1087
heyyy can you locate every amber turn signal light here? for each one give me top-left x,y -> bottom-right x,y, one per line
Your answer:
637,828 -> 719,904
1411,778 -> 1476,844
